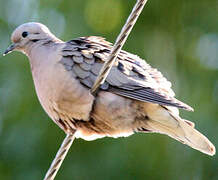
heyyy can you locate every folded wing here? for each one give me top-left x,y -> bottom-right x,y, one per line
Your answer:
60,36 -> 193,111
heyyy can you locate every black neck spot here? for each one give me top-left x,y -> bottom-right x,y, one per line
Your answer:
31,39 -> 39,42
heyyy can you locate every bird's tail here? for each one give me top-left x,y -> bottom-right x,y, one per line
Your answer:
141,111 -> 215,156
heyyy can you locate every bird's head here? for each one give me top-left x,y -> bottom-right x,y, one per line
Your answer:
3,22 -> 59,56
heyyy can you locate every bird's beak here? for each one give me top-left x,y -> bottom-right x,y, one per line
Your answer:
3,43 -> 17,56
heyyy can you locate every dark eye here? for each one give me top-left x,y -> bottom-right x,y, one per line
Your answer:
22,31 -> 28,38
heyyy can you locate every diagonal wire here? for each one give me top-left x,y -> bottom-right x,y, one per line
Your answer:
91,0 -> 148,94
43,132 -> 75,180
43,0 -> 148,180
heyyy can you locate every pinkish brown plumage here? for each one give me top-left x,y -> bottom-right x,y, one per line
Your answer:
4,22 -> 216,156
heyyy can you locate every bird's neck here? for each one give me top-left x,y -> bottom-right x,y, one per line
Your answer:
26,39 -> 64,71
25,37 -> 63,57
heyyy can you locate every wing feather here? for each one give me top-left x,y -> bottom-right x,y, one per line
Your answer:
60,36 -> 193,111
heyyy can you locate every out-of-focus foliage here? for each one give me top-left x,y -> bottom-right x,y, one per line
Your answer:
0,0 -> 217,179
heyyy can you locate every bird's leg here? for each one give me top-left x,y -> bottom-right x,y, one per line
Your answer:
43,131 -> 76,180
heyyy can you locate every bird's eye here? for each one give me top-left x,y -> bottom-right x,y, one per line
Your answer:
22,31 -> 28,38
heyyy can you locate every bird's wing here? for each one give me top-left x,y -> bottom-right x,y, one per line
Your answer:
60,36 -> 193,111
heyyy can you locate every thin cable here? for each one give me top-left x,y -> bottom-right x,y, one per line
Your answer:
43,1 -> 148,179
43,132 -> 75,180
91,0 -> 148,94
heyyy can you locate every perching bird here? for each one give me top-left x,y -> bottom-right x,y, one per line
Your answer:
4,22 -> 215,156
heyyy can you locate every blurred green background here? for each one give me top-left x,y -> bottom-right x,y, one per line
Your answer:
0,0 -> 218,179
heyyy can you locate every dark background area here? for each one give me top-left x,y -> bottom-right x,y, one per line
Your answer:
0,0 -> 217,179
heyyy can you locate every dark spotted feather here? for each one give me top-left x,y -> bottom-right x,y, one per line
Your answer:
60,36 -> 193,111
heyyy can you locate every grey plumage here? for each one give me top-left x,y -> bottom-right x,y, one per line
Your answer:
61,36 -> 193,111
73,56 -> 83,63
4,22 -> 215,156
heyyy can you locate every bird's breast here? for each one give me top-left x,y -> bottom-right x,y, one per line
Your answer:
30,54 -> 94,122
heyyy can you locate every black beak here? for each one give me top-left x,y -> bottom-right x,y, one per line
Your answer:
3,44 -> 16,56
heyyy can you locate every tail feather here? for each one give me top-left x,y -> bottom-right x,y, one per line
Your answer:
184,119 -> 195,128
144,112 -> 215,156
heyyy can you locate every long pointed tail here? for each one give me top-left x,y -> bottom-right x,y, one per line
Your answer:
142,109 -> 215,156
